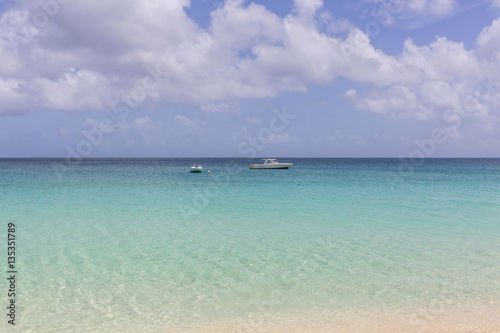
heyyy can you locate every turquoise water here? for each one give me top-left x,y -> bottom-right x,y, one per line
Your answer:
1,158 -> 500,331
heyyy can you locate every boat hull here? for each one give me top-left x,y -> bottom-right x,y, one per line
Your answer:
249,164 -> 292,169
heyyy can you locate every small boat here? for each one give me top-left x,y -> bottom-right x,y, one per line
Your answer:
249,159 -> 293,169
190,163 -> 203,172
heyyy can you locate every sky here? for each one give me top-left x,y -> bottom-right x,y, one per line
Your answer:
0,0 -> 500,158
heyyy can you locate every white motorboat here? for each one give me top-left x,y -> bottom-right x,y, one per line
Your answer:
190,163 -> 203,172
249,159 -> 293,169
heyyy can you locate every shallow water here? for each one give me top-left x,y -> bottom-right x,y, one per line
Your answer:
1,158 -> 499,332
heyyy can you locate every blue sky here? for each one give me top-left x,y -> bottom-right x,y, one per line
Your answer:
1,0 -> 500,157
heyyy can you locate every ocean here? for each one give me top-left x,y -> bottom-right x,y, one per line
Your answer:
1,158 -> 499,332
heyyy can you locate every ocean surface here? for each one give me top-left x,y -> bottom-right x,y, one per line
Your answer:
1,158 -> 499,332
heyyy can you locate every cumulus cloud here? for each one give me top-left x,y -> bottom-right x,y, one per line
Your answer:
477,17 -> 500,66
293,0 -> 323,21
132,116 -> 155,130
35,69 -> 113,112
246,116 -> 262,124
326,130 -> 365,145
131,116 -> 165,145
407,0 -> 456,15
200,101 -> 236,113
59,126 -> 72,136
346,84 -> 431,120
271,133 -> 290,144
367,0 -> 457,17
343,31 -> 498,121
175,114 -> 204,130
210,0 -> 284,50
0,0 -> 498,125
82,118 -> 102,129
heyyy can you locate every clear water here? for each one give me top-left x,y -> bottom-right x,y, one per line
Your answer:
1,158 -> 499,332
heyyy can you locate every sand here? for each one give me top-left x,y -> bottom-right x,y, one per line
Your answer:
169,300 -> 500,333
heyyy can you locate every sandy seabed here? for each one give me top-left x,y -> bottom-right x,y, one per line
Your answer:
169,300 -> 500,333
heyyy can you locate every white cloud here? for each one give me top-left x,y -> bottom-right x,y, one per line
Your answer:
0,78 -> 35,115
326,130 -> 364,145
293,0 -> 323,20
132,116 -> 154,130
210,1 -> 284,50
319,12 -> 353,34
347,134 -> 365,145
82,118 -> 102,129
200,101 -> 236,113
342,30 -> 499,121
428,0 -> 455,15
370,0 -> 456,16
59,126 -> 72,136
477,17 -> 500,68
271,133 -> 289,144
346,84 -> 432,120
115,120 -> 131,132
34,69 -> 112,112
401,37 -> 479,81
131,116 -> 164,145
0,0 -> 342,114
175,114 -> 203,130
405,0 -> 456,15
344,89 -> 357,98
407,0 -> 427,12
0,0 -> 497,126
246,117 -> 262,124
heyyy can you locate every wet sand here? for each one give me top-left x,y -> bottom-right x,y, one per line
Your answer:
170,300 -> 500,333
